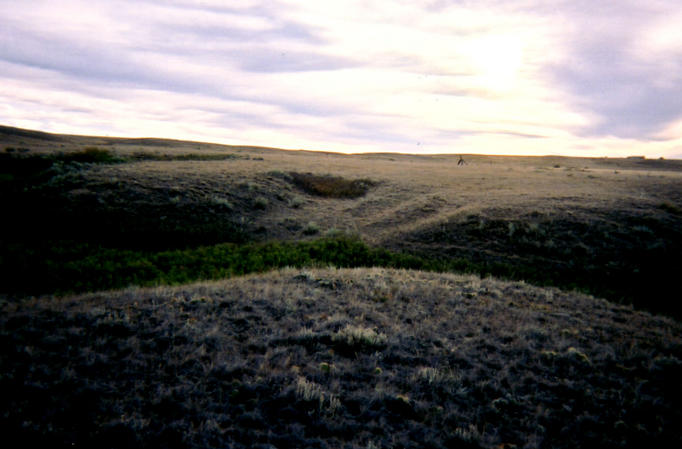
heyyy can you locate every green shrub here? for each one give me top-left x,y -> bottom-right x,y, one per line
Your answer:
0,235 -> 440,295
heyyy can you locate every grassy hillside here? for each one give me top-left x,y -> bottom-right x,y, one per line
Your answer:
2,268 -> 681,448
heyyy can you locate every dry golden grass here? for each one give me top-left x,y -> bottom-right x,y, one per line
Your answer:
25,136 -> 679,247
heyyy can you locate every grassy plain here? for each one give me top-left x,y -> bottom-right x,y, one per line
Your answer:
1,125 -> 682,447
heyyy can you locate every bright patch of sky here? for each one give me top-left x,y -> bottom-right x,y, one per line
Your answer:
1,0 -> 681,157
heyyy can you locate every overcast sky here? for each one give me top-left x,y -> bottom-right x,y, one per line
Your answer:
2,1 -> 681,157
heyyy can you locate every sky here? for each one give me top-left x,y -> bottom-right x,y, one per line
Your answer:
1,0 -> 682,158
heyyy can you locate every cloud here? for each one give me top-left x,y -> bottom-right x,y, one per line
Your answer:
1,0 -> 681,157
544,0 -> 682,139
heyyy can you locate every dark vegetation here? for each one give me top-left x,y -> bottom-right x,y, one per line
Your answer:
0,149 -> 248,251
289,172 -> 377,198
401,209 -> 682,319
1,146 -> 122,171
2,269 -> 680,448
128,152 -> 246,161
1,235 -> 436,296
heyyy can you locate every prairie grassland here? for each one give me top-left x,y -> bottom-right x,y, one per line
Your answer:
2,125 -> 682,447
4,123 -> 680,217
15,129 -> 680,247
2,268 -> 680,448
2,125 -> 681,315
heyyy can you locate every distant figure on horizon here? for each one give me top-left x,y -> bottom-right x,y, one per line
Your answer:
458,155 -> 466,166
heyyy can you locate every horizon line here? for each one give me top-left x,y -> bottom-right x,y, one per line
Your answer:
1,123 -> 679,160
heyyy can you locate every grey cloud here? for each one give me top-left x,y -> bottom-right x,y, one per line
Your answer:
137,11 -> 326,50
550,36 -> 682,139
162,19 -> 325,46
234,48 -> 357,73
435,87 -> 503,100
129,9 -> 349,73
545,1 -> 682,139
0,19 -> 354,120
196,109 -> 283,132
271,95 -> 356,119
432,128 -> 546,140
489,130 -> 547,139
341,119 -> 419,144
131,0 -> 327,50
1,0 -> 342,88
0,22 -> 192,91
137,0 -> 272,17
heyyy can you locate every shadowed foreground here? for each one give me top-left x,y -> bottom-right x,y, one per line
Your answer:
2,268 -> 680,448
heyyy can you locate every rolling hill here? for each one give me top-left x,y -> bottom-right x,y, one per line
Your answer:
1,125 -> 681,447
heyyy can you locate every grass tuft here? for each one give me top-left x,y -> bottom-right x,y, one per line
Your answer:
302,221 -> 320,235
333,324 -> 387,349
